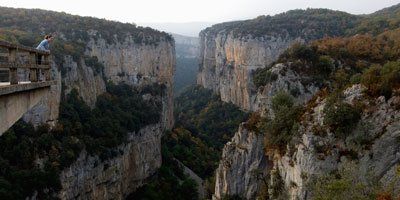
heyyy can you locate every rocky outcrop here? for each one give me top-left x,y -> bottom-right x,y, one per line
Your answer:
213,63 -> 319,199
215,82 -> 400,199
59,124 -> 163,200
197,31 -> 300,111
275,85 -> 400,199
214,124 -> 267,200
252,63 -> 320,115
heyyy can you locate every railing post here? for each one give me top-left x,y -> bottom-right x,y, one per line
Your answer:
29,52 -> 38,82
44,54 -> 50,81
43,54 -> 49,65
44,69 -> 50,81
9,48 -> 17,85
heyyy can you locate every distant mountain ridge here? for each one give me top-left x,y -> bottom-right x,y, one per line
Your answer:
140,22 -> 214,37
172,33 -> 199,96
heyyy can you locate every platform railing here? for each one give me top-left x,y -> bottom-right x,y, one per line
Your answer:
0,40 -> 51,85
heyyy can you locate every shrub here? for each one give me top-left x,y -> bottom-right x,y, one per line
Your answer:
323,96 -> 361,139
244,113 -> 262,132
84,56 -> 104,75
271,91 -> 295,111
278,43 -> 318,63
253,69 -> 278,88
360,62 -> 400,99
261,91 -> 302,152
309,162 -> 383,200
269,169 -> 288,200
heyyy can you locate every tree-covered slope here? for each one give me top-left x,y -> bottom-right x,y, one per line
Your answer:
348,3 -> 400,35
0,6 -> 173,65
0,83 -> 163,199
202,9 -> 359,40
202,3 -> 400,40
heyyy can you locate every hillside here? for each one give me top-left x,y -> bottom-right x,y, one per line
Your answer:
202,9 -> 359,40
196,4 -> 400,200
348,3 -> 400,35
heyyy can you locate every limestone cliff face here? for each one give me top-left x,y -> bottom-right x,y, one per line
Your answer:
62,55 -> 107,108
57,35 -> 175,199
59,124 -> 163,200
63,35 -> 175,129
213,63 -> 319,199
25,34 -> 175,130
23,32 -> 175,199
214,124 -> 267,200
197,31 -> 300,111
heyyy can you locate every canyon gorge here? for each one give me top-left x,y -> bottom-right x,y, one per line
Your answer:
1,2 -> 400,200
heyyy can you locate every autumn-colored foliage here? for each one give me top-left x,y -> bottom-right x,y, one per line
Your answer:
377,192 -> 393,200
313,29 -> 400,64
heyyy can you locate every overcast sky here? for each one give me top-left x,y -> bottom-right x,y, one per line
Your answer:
2,0 -> 400,23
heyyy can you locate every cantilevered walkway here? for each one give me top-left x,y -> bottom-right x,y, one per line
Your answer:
0,40 -> 56,135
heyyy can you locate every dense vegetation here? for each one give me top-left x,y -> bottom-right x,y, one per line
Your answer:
175,86 -> 249,151
0,7 -> 172,45
202,9 -> 359,40
348,4 -> 400,35
254,27 -> 400,89
173,86 -> 248,178
171,86 -> 248,197
0,83 -> 163,199
203,3 -> 400,42
127,142 -> 199,200
309,162 -> 400,200
128,86 -> 248,199
252,29 -> 400,154
59,83 -> 162,160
